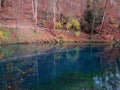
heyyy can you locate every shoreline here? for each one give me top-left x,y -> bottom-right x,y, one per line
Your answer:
0,40 -> 118,62
0,39 -> 116,45
0,27 -> 119,45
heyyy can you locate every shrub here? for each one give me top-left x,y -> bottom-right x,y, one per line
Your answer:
69,18 -> 75,25
41,20 -> 46,26
55,22 -> 62,29
110,18 -> 119,28
66,18 -> 80,30
0,31 -> 3,39
74,31 -> 80,37
0,30 -> 9,40
2,31 -> 9,40
66,22 -> 72,30
74,20 -> 80,30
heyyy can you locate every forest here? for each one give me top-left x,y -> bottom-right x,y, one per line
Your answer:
0,0 -> 120,44
0,1 -> 120,90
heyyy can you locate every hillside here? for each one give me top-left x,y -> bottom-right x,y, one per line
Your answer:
0,0 -> 120,44
0,0 -> 87,27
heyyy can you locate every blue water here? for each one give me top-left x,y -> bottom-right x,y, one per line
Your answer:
0,44 -> 120,90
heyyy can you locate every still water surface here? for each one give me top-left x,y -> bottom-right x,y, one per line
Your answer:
0,43 -> 120,90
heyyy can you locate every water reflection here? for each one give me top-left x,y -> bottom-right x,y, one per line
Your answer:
0,43 -> 120,90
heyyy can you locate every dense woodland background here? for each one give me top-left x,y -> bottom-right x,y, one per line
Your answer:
0,0 -> 120,43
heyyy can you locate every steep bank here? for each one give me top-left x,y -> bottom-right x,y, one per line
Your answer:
0,0 -> 120,44
0,26 -> 88,44
0,26 -> 118,45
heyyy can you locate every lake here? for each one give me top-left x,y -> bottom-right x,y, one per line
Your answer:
0,43 -> 120,90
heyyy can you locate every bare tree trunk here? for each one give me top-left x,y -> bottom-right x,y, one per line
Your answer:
0,0 -> 5,7
35,0 -> 38,28
100,0 -> 108,34
91,0 -> 96,39
0,0 -> 1,10
91,16 -> 95,39
1,0 -> 6,14
32,0 -> 35,19
100,11 -> 106,32
80,0 -> 83,19
53,0 -> 56,30
32,0 -> 38,29
21,0 -> 23,16
0,0 -> 5,9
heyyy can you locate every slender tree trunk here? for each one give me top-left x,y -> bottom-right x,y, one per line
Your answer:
91,16 -> 95,39
21,0 -> 23,16
100,0 -> 108,34
0,0 -> 1,8
1,0 -> 6,14
32,0 -> 35,19
53,0 -> 56,30
32,0 -> 37,29
91,0 -> 95,39
35,0 -> 38,28
80,0 -> 83,19
1,0 -> 5,7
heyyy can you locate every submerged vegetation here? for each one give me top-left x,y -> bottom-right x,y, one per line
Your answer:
0,44 -> 120,89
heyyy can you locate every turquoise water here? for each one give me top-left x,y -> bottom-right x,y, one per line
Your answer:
0,44 -> 120,90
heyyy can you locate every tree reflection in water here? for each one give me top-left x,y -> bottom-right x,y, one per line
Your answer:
0,44 -> 120,90
93,45 -> 120,90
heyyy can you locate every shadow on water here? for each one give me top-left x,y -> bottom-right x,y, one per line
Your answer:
0,43 -> 120,90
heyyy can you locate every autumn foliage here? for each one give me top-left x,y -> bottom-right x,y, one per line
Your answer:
0,0 -> 120,41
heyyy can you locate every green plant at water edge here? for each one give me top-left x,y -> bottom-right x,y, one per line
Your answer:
0,30 -> 10,40
0,45 -> 20,59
